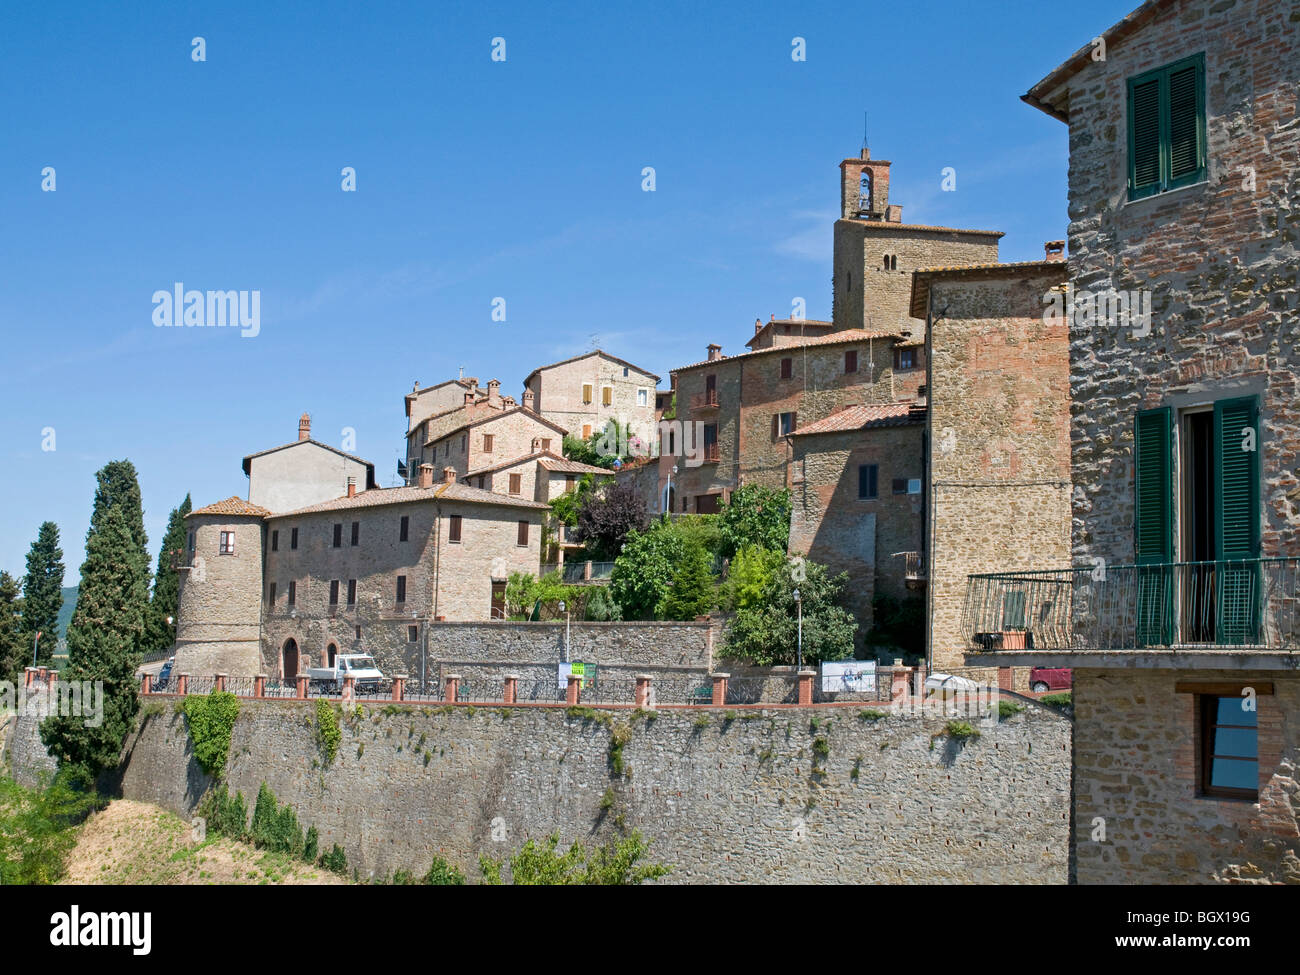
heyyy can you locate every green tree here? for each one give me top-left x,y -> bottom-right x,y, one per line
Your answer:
718,485 -> 792,558
479,831 -> 669,885
609,521 -> 687,620
41,462 -> 151,776
658,541 -> 715,620
144,494 -> 190,654
0,571 -> 27,686
723,557 -> 857,666
20,521 -> 64,666
721,544 -> 783,612
575,480 -> 648,560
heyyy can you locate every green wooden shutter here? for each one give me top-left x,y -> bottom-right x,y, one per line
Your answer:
1214,396 -> 1261,644
1166,60 -> 1205,187
1134,408 -> 1174,645
1129,77 -> 1162,197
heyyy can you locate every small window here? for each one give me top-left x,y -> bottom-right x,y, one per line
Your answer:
1128,53 -> 1206,200
290,527 -> 298,550
396,575 -> 406,603
448,514 -> 462,543
288,581 -> 297,607
892,478 -> 908,495
332,523 -> 342,548
1200,695 -> 1258,799
623,366 -> 629,377
894,347 -> 918,371
350,521 -> 359,546
517,520 -> 529,546
541,438 -> 552,452
483,434 -> 494,453
354,625 -> 361,639
637,388 -> 648,407
461,434 -> 467,452
582,424 -> 592,439
565,475 -> 576,493
268,582 -> 277,606
858,464 -> 878,500
602,386 -> 613,407
845,350 -> 858,374
582,383 -> 593,404
271,529 -> 279,552
347,579 -> 356,605
399,515 -> 409,542
329,580 -> 339,606
509,473 -> 522,495
780,357 -> 793,380
187,530 -> 195,553
773,412 -> 796,438
219,531 -> 235,555
408,625 -> 419,643
703,423 -> 718,461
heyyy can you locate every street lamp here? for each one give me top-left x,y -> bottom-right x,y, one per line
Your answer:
668,464 -> 679,515
793,589 -> 803,672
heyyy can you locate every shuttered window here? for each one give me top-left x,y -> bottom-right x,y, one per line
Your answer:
857,464 -> 877,500
1214,396 -> 1261,644
1133,407 -> 1174,645
1127,54 -> 1206,200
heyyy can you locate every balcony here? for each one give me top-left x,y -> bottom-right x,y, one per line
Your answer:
689,391 -> 720,412
538,561 -> 615,584
962,558 -> 1300,668
894,551 -> 926,588
169,549 -> 193,571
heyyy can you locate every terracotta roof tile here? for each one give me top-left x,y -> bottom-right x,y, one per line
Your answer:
188,497 -> 272,518
790,402 -> 925,437
267,483 -> 548,519
673,328 -> 901,374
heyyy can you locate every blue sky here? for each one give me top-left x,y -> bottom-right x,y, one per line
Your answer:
0,0 -> 1137,579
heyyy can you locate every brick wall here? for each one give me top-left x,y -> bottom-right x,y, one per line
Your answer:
1074,668 -> 1300,883
925,270 -> 1072,674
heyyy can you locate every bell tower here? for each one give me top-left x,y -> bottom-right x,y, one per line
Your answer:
840,149 -> 894,221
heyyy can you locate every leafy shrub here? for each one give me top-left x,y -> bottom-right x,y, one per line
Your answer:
182,691 -> 241,777
315,699 -> 341,765
0,770 -> 102,884
319,844 -> 348,875
479,831 -> 669,885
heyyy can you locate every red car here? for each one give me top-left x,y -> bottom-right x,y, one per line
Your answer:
1029,667 -> 1072,693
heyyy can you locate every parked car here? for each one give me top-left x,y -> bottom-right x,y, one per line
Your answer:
306,654 -> 385,693
1029,667 -> 1071,693
155,657 -> 175,689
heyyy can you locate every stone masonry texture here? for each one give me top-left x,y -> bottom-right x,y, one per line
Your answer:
91,697 -> 1070,883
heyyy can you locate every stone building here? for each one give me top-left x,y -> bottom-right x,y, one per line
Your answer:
243,414 -> 375,514
523,350 -> 660,443
426,400 -> 568,485
787,402 -> 927,651
910,256 -> 1073,676
260,464 -> 547,681
173,497 -> 271,676
963,0 -> 1300,883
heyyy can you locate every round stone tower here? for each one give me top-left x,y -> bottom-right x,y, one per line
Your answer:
172,497 -> 269,677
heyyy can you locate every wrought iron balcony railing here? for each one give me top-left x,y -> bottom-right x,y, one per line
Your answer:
962,558 -> 1300,651
894,551 -> 925,583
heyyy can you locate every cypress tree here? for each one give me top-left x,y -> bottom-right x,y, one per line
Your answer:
41,461 -> 151,775
657,541 -> 716,621
145,494 -> 191,654
20,521 -> 65,666
0,572 -> 26,686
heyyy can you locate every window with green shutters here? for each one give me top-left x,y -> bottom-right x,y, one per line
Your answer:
1133,407 -> 1175,645
1213,397 -> 1261,644
1127,53 -> 1206,200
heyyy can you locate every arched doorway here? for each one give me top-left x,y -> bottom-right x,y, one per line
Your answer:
283,638 -> 299,681
327,643 -> 337,667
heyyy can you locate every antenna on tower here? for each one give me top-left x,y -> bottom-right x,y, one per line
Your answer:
862,111 -> 869,153
458,365 -> 464,380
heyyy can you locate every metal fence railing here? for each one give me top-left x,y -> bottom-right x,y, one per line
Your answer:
963,558 -> 1300,651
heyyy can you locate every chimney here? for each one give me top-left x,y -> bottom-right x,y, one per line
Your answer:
487,379 -> 501,408
707,343 -> 722,361
464,391 -> 475,406
418,464 -> 435,489
522,389 -> 535,410
346,477 -> 356,498
754,318 -> 762,335
443,466 -> 457,484
1044,240 -> 1066,262
298,413 -> 311,441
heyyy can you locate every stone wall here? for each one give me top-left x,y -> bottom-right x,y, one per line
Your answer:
98,695 -> 1070,883
1059,0 -> 1300,569
174,515 -> 265,677
1074,668 -> 1300,884
925,270 -> 1073,674
527,352 -> 659,444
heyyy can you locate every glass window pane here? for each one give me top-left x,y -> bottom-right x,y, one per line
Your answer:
1213,726 -> 1257,759
1215,697 -> 1257,726
1210,757 -> 1257,791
